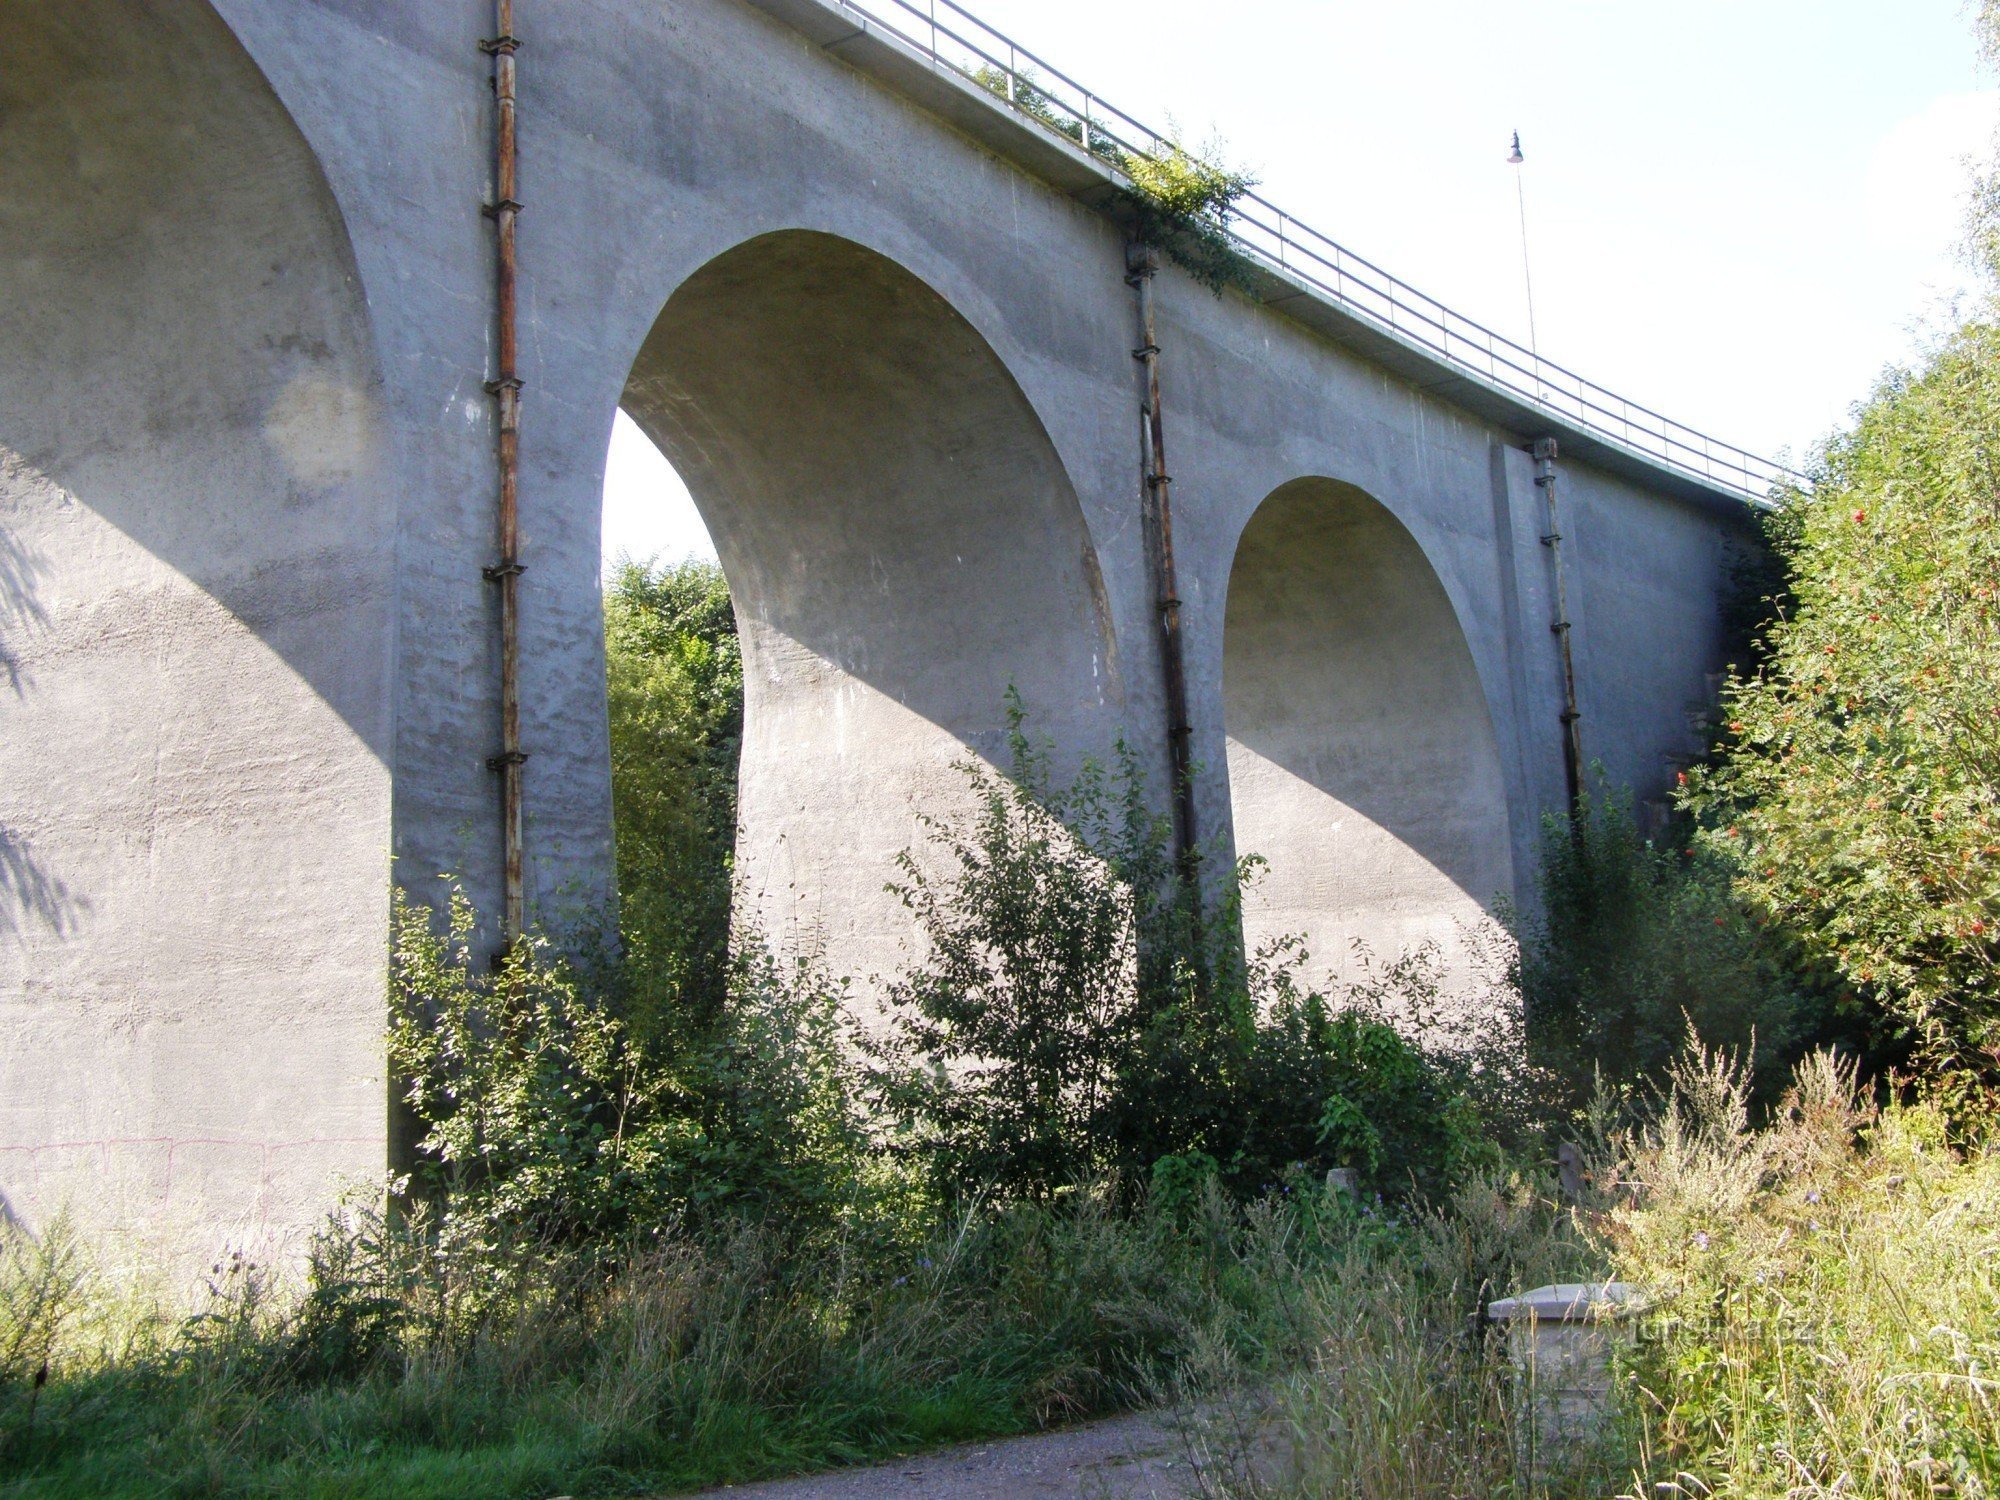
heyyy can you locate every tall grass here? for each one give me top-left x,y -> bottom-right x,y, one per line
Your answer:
1611,1049 -> 2000,1498
1188,1047 -> 2000,1500
1178,1177 -> 1603,1500
0,1187 -> 1343,1498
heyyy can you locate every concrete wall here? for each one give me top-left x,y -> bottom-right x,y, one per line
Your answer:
0,0 -> 1759,1257
0,0 -> 396,1257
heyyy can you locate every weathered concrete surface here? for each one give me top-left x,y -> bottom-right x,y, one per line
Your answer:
0,0 -> 395,1258
625,230 -> 1115,988
0,0 -> 1760,1256
1224,478 -> 1514,996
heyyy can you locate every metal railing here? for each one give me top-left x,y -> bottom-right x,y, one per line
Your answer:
822,0 -> 1804,502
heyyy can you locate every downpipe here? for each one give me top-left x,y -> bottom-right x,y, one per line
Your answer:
1533,436 -> 1585,814
1125,244 -> 1201,892
482,1 -> 527,946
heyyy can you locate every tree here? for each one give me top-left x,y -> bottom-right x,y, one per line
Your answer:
602,557 -> 742,1028
1686,316 -> 2000,1087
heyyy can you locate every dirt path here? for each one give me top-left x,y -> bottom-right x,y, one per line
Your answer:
685,1409 -> 1218,1499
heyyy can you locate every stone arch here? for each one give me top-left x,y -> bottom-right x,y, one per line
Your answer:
0,0 -> 394,1251
1222,477 -> 1513,1001
619,229 -> 1114,995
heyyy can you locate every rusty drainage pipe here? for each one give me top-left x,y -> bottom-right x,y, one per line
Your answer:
1126,243 -> 1200,891
482,1 -> 527,946
1533,436 -> 1584,814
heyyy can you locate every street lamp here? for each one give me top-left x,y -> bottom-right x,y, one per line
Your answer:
1507,129 -> 1541,385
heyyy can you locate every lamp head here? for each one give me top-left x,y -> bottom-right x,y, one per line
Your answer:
1507,130 -> 1524,165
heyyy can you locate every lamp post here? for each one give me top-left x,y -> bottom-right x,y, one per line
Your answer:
1508,130 -> 1542,386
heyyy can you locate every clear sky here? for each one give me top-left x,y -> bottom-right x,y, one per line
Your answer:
602,0 -> 1998,569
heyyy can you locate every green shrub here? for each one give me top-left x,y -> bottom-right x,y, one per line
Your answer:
864,700 -> 1202,1202
967,65 -> 1255,294
1119,142 -> 1259,294
388,884 -> 865,1270
0,1217 -> 83,1461
1517,784 -> 1833,1115
1602,1043 -> 2000,1498
868,704 -> 1503,1205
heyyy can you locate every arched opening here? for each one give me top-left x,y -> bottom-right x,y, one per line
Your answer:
1222,478 -> 1512,1003
613,230 -> 1113,996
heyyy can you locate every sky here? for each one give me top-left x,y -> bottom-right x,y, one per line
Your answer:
602,0 -> 1998,569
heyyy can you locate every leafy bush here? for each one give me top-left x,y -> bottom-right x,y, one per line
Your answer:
867,705 -> 1504,1205
389,884 -> 865,1268
967,64 -> 1256,293
1119,142 -> 1259,294
0,1217 -> 82,1460
1517,784 -> 1834,1115
864,702 -> 1203,1201
1600,1043 -> 2000,1498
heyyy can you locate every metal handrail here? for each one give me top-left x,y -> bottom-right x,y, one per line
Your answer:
823,0 -> 1804,502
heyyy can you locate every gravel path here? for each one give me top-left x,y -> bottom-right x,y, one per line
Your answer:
684,1409 -> 1216,1499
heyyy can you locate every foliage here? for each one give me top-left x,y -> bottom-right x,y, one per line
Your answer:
0,1184 -> 1414,1498
1304,1010 -> 1488,1196
388,884 -> 865,1270
968,65 -> 1256,294
602,556 -> 741,1025
0,1218 -> 83,1462
970,65 -> 1123,159
1599,1043 -> 2000,1498
1972,2 -> 2000,281
1179,1172 -> 1602,1500
1118,141 -> 1259,294
1684,311 -> 2000,1089
867,705 -> 1507,1205
1517,784 -> 1834,1115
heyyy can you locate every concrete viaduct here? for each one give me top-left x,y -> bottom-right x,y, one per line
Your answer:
1,0 -> 1784,1255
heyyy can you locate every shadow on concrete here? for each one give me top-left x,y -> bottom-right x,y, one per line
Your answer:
0,516 -> 49,700
0,824 -> 88,941
1222,477 -> 1515,978
0,0 -> 395,764
619,229 -> 1117,983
